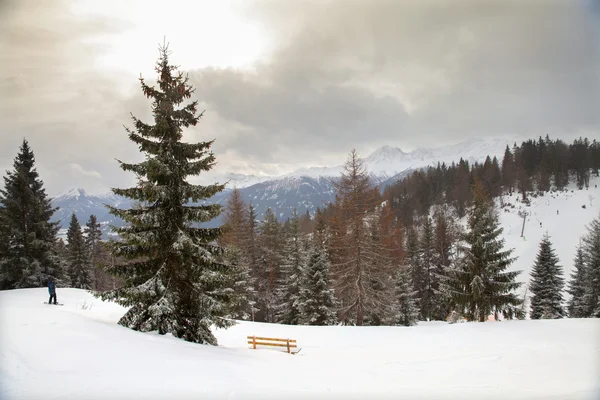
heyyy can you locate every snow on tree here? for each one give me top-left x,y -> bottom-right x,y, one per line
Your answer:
447,181 -> 523,321
0,139 -> 62,289
529,234 -> 565,319
330,150 -> 387,326
391,265 -> 420,326
581,213 -> 600,317
567,242 -> 587,318
97,44 -> 235,345
277,210 -> 306,325
66,213 -> 92,289
299,211 -> 337,325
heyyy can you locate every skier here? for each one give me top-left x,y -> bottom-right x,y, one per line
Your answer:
48,277 -> 58,305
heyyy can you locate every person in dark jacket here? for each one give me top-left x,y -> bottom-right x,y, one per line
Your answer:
48,278 -> 57,305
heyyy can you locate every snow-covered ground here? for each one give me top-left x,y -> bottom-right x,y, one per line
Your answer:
497,175 -> 600,298
1,288 -> 599,400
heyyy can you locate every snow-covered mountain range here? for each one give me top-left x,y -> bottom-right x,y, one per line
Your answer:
52,137 -> 514,237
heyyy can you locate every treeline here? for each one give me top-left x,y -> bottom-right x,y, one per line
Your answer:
1,136 -> 598,325
385,136 -> 600,225
219,142 -> 600,325
0,140 -> 119,291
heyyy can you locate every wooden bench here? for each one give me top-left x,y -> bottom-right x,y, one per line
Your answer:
247,336 -> 298,354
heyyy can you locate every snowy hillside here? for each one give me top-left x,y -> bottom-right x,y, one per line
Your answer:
1,288 -> 598,400
493,175 -> 600,299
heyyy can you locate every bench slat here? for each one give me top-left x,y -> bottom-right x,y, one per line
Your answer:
247,341 -> 298,348
246,336 -> 297,343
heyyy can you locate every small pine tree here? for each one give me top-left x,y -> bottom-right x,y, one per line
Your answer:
66,213 -> 92,289
298,214 -> 337,325
277,210 -> 305,325
392,265 -> 420,326
529,234 -> 565,319
581,213 -> 600,317
567,242 -> 587,318
98,44 -> 235,345
448,182 -> 522,321
0,139 -> 62,289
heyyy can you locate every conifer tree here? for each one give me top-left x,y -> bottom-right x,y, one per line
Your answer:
221,187 -> 247,249
223,246 -> 254,320
66,213 -> 92,289
97,44 -> 234,345
567,242 -> 587,318
220,188 -> 254,319
581,214 -> 600,317
330,150 -> 385,326
405,224 -> 421,317
299,211 -> 337,325
277,210 -> 305,324
243,204 -> 261,321
392,265 -> 420,326
529,234 -> 565,319
257,207 -> 283,322
448,182 -> 522,321
0,139 -> 62,289
84,215 -> 107,289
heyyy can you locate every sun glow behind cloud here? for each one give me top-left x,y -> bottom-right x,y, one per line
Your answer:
71,0 -> 271,77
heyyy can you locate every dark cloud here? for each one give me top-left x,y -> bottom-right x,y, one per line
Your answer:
191,0 -> 599,157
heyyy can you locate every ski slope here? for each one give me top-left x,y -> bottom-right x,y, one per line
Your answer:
1,288 -> 599,400
497,175 -> 600,297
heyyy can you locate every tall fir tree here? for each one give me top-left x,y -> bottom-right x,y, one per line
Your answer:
277,210 -> 305,325
529,234 -> 565,319
97,45 -> 235,345
448,182 -> 522,321
0,139 -> 62,289
299,210 -> 337,325
567,242 -> 587,318
581,213 -> 600,317
66,213 -> 92,289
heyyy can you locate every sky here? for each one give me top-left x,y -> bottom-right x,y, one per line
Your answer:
0,0 -> 599,196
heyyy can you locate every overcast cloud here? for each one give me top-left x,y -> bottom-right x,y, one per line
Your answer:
1,0 -> 598,195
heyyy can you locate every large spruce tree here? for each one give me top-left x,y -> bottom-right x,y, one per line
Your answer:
581,213 -> 600,317
448,182 -> 522,321
66,213 -> 92,289
98,45 -> 234,345
0,139 -> 61,289
529,234 -> 565,319
567,242 -> 587,318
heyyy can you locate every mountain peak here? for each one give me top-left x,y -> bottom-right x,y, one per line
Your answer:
364,145 -> 406,164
